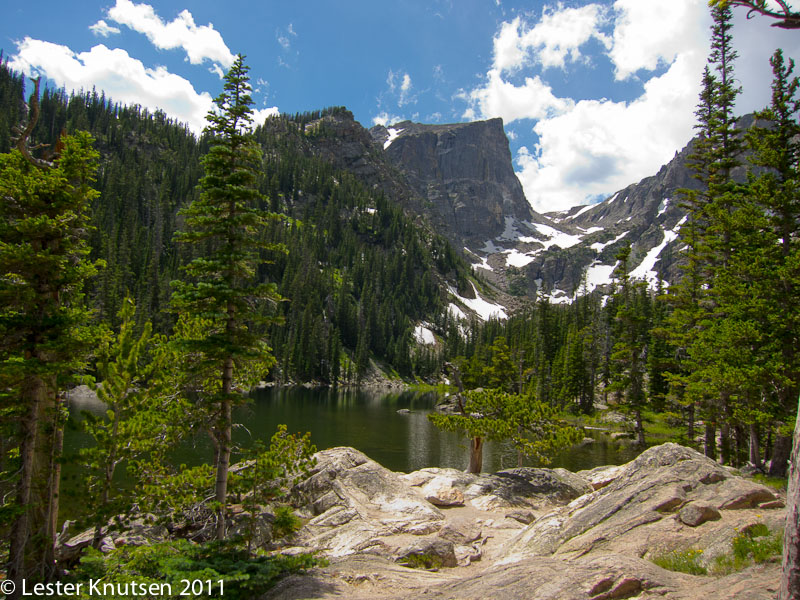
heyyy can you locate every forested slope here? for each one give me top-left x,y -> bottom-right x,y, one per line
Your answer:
0,64 -> 474,383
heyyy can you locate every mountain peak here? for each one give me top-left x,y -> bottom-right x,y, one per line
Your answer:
371,117 -> 534,248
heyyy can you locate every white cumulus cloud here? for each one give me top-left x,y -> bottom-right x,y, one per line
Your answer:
105,0 -> 234,69
493,6 -> 610,72
518,50 -> 705,212
469,0 -> 800,214
89,20 -> 121,38
464,0 -> 713,213
459,69 -> 572,123
252,106 -> 280,126
8,38 -> 215,134
609,0 -> 708,80
372,111 -> 405,127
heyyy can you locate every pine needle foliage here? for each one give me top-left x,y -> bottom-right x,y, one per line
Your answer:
169,54 -> 286,540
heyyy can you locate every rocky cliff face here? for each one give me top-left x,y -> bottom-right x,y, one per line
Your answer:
261,109 -> 763,310
371,119 -> 537,248
524,114 -> 759,300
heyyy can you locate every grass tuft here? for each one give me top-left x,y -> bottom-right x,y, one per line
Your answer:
651,548 -> 707,575
711,524 -> 783,575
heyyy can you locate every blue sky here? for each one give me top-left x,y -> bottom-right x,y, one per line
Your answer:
4,1 -> 800,213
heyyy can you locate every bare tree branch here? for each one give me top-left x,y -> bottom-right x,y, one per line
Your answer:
10,77 -> 55,170
712,0 -> 800,28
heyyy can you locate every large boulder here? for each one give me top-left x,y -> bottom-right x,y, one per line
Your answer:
465,467 -> 592,510
290,447 -> 445,557
401,465 -> 592,511
56,514 -> 167,563
262,443 -> 784,600
501,443 -> 782,566
400,468 -> 472,507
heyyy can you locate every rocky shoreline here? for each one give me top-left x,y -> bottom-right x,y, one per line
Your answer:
59,443 -> 785,599
268,443 -> 784,599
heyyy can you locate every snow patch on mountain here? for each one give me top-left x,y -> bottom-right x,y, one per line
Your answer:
531,223 -> 583,250
448,283 -> 507,320
585,261 -> 618,292
503,248 -> 536,268
657,198 -> 670,218
447,302 -> 467,320
465,247 -> 494,271
413,324 -> 436,345
383,127 -> 404,150
547,289 -> 572,304
567,203 -> 596,221
591,231 -> 628,252
629,228 -> 679,284
498,216 -> 524,242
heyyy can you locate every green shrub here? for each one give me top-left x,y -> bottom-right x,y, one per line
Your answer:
711,524 -> 782,575
272,504 -> 303,539
66,539 -> 320,600
651,548 -> 707,575
402,551 -> 443,570
732,524 -> 782,563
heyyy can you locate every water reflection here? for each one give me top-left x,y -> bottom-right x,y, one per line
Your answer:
242,387 -> 642,473
65,386 -> 643,476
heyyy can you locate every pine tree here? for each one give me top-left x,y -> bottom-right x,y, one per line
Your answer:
428,388 -> 581,473
746,48 -> 800,474
482,336 -> 515,392
666,5 -> 743,461
0,81 -> 101,587
81,297 -> 189,542
608,246 -> 649,446
170,55 -> 285,540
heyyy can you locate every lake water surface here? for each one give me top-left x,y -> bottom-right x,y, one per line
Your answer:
67,386 -> 641,474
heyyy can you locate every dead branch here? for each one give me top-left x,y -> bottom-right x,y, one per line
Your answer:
11,77 -> 55,170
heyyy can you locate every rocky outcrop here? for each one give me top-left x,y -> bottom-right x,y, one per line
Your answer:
289,447 -> 446,558
400,465 -> 591,510
61,443 -> 784,599
500,443 -> 782,567
373,119 -> 536,247
273,443 -> 784,599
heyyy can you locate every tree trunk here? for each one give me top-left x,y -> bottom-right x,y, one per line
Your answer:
733,424 -> 746,467
215,355 -> 234,541
771,433 -> 793,478
8,374 -> 59,594
720,421 -> 731,465
467,436 -> 483,474
779,395 -> 800,599
765,428 -> 773,466
44,397 -> 64,576
705,421 -> 717,460
634,408 -> 645,447
687,402 -> 695,448
749,423 -> 762,469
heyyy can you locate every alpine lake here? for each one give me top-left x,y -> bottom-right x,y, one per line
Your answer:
62,386 -> 641,519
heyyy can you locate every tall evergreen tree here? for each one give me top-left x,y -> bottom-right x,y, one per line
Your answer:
746,48 -> 800,474
666,5 -> 742,460
608,246 -> 649,446
0,81 -> 101,589
170,55 -> 284,540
